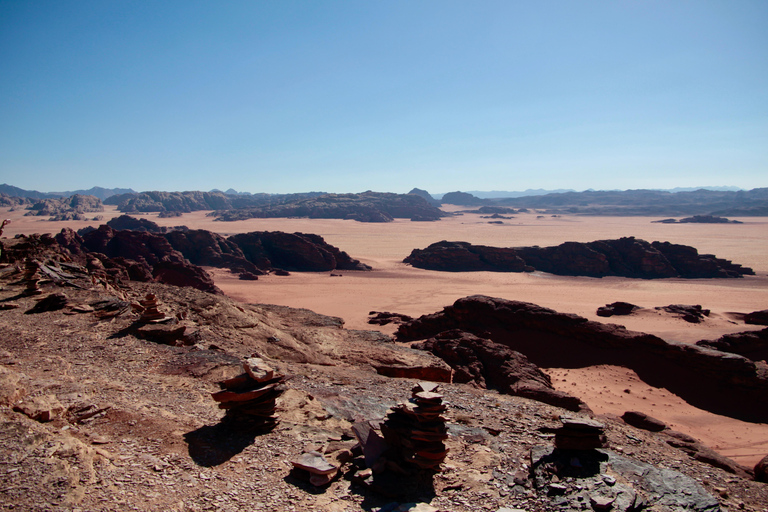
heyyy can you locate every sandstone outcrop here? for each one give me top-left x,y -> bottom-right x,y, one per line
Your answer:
404,237 -> 754,278
745,310 -> 768,326
228,231 -> 371,272
596,302 -> 641,317
413,330 -> 589,412
398,295 -> 768,422
696,328 -> 768,363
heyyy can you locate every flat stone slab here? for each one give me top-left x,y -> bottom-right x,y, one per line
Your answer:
291,451 -> 338,476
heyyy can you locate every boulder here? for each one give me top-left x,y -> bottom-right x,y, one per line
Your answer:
597,302 -> 640,317
621,411 -> 667,432
755,454 -> 768,483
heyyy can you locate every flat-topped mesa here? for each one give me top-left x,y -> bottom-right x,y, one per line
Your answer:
211,357 -> 286,432
403,237 -> 754,278
379,382 -> 449,472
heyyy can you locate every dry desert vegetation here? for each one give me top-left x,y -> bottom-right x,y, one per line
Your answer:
1,204 -> 767,512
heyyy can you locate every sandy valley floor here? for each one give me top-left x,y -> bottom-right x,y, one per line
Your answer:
3,205 -> 768,467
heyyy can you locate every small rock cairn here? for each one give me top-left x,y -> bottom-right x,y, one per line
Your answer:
380,382 -> 449,471
554,416 -> 607,450
138,293 -> 169,323
211,357 -> 285,432
23,259 -> 43,295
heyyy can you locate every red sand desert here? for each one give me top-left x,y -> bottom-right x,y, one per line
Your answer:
3,205 -> 767,466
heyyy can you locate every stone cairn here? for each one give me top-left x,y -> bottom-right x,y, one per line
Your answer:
23,259 -> 43,295
554,416 -> 607,450
138,293 -> 169,323
211,357 -> 285,432
380,382 -> 449,471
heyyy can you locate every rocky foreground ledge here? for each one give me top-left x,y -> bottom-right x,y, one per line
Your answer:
404,237 -> 754,278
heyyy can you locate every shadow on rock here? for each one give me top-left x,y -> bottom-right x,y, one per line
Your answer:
183,422 -> 265,467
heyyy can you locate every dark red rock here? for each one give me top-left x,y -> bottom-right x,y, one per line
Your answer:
656,304 -> 710,323
397,295 -> 768,423
404,236 -> 753,278
745,310 -> 768,326
696,328 -> 768,363
164,229 -> 260,273
238,272 -> 259,281
413,330 -> 589,413
621,411 -> 667,432
106,214 -> 164,232
367,311 -> 413,326
229,231 -> 371,272
755,454 -> 768,483
373,364 -> 452,383
597,302 -> 640,317
152,260 -> 220,294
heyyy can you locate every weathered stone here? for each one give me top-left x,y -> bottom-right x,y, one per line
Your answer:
13,394 -> 64,422
291,451 -> 338,475
621,411 -> 667,432
755,454 -> 768,483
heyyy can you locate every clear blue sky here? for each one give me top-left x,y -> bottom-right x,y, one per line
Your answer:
1,1 -> 766,194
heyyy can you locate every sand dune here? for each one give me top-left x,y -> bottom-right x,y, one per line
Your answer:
2,205 -> 767,466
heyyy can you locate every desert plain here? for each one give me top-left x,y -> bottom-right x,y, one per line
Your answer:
3,204 -> 767,468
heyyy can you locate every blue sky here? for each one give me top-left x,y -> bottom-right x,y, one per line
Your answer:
1,1 -> 766,194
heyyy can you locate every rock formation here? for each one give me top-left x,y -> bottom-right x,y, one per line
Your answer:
413,330 -> 589,412
24,194 -> 104,220
696,328 -> 768,363
398,295 -> 768,422
596,302 -> 641,317
745,310 -> 768,326
404,237 -> 754,278
213,191 -> 446,223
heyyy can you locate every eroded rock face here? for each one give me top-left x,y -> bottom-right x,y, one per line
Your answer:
398,295 -> 768,422
404,237 -> 754,278
756,454 -> 768,483
413,330 -> 588,412
229,231 -> 371,272
696,328 -> 768,363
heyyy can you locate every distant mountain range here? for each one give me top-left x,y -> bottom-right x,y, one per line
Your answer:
2,184 -> 766,217
433,186 -> 743,200
0,184 -> 136,201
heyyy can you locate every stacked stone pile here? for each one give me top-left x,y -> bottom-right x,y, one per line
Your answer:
23,259 -> 43,295
554,416 -> 608,450
138,293 -> 169,322
212,357 -> 285,432
380,382 -> 449,471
